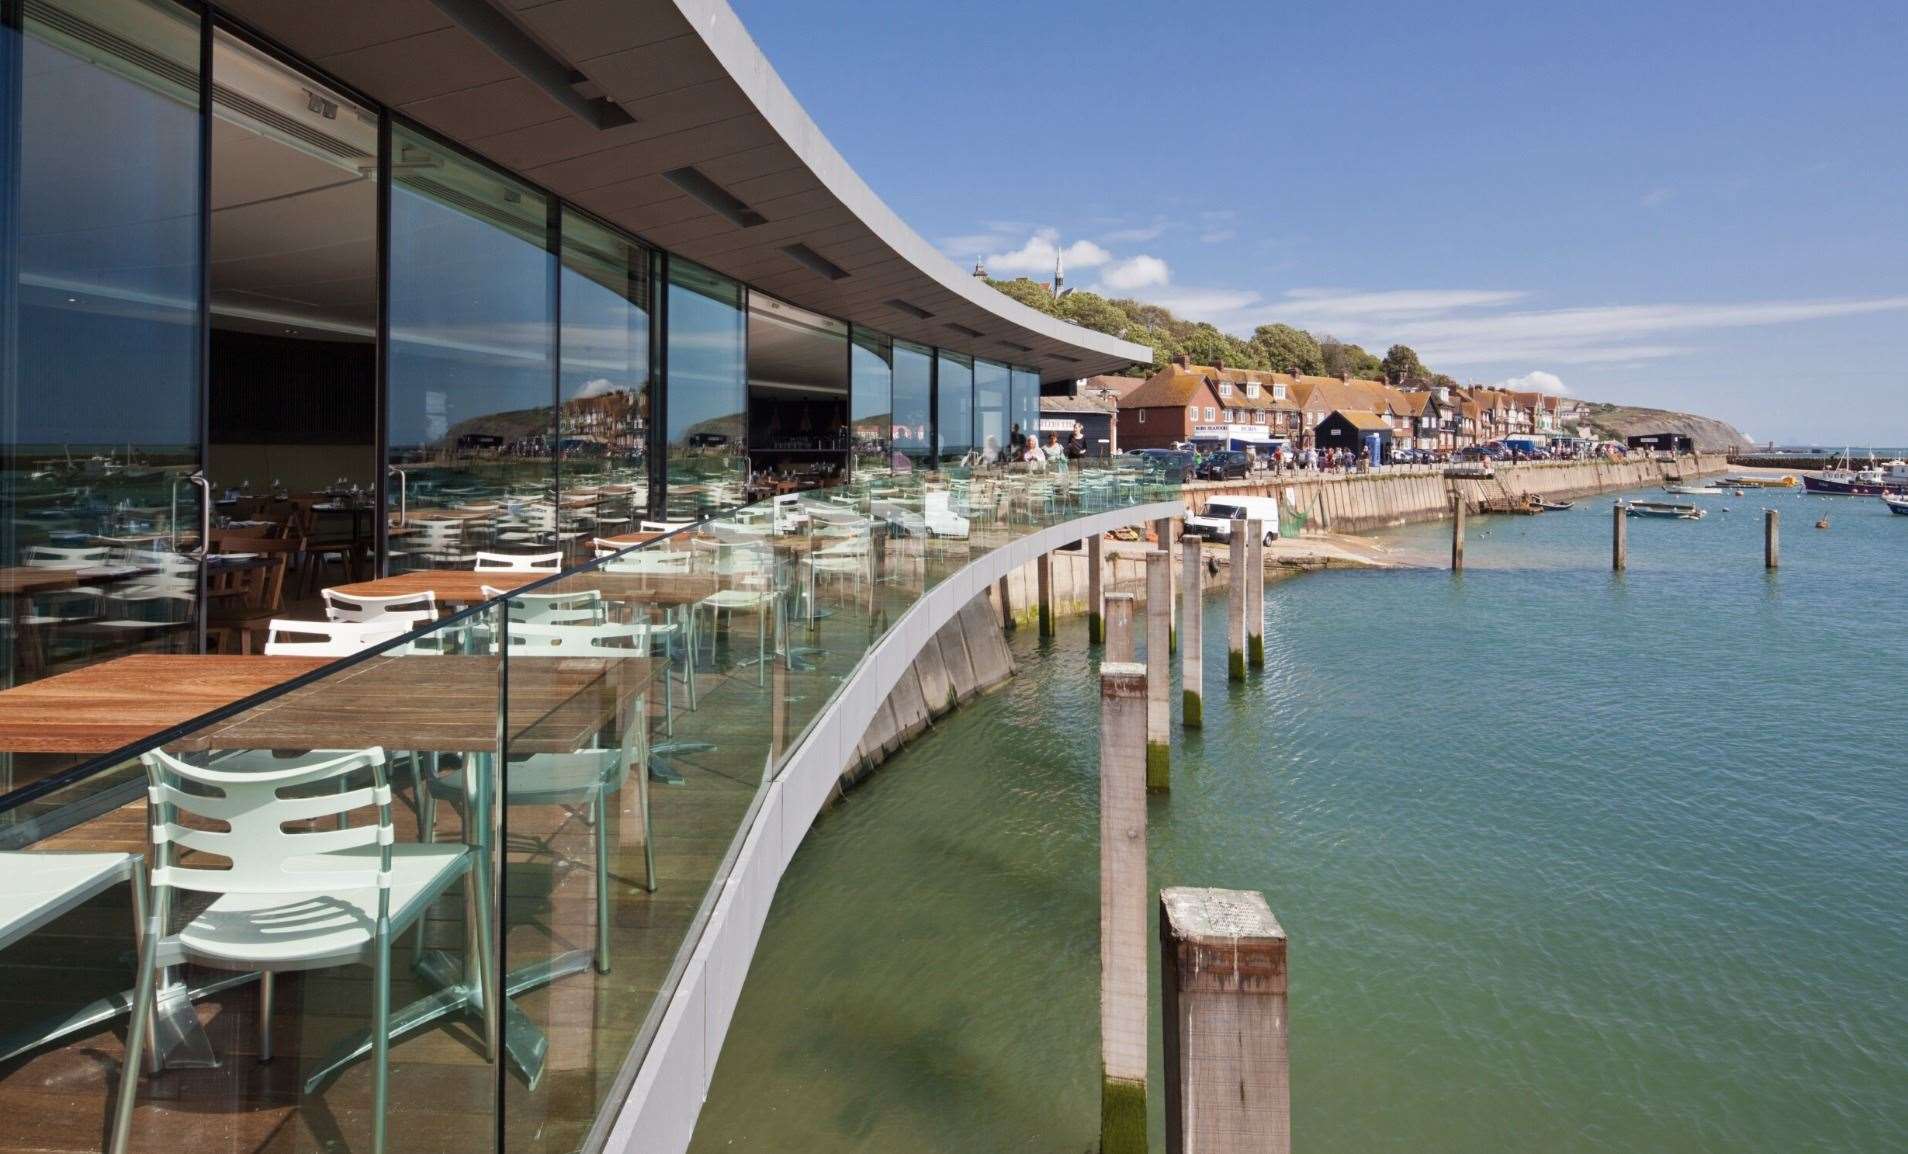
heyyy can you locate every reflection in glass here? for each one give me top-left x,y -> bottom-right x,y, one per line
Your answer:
560,210 -> 651,524
664,260 -> 745,514
747,293 -> 846,488
936,350 -> 974,465
208,30 -> 378,582
5,0 -> 203,691
891,339 -> 933,465
1012,366 -> 1042,455
975,358 -> 1010,464
387,124 -> 554,568
850,328 -> 892,471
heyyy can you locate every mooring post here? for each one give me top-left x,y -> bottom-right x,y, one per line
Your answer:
1244,519 -> 1265,670
1181,537 -> 1203,728
1227,530 -> 1246,682
1451,492 -> 1466,571
1154,516 -> 1177,652
1100,664 -> 1150,1154
1087,532 -> 1105,645
998,575 -> 1015,630
1765,508 -> 1780,569
1105,591 -> 1137,665
1037,551 -> 1055,637
1160,887 -> 1289,1154
1145,549 -> 1171,791
1612,501 -> 1628,571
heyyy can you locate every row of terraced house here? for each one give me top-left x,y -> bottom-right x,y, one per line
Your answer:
1084,355 -> 1594,455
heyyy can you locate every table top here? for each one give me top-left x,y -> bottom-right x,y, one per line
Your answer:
328,568 -> 719,607
0,654 -> 328,753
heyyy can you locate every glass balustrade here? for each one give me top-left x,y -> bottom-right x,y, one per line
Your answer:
0,457 -> 1187,1154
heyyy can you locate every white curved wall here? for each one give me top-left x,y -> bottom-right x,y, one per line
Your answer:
605,500 -> 1186,1153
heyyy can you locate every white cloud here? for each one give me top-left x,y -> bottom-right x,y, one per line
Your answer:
982,228 -> 1111,275
1498,370 -> 1568,395
1100,220 -> 1172,243
1099,254 -> 1171,292
1279,288 -> 1528,321
1199,228 -> 1237,244
1144,286 -> 1264,319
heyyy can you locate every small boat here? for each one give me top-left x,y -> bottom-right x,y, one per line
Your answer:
1883,494 -> 1908,516
1663,483 -> 1722,496
1624,500 -> 1706,520
1534,498 -> 1574,511
1721,474 -> 1798,488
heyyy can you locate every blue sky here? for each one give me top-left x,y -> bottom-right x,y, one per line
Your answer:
731,0 -> 1908,444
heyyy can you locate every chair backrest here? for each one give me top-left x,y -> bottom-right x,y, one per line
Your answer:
262,618 -> 408,656
504,620 -> 650,655
474,551 -> 562,572
413,519 -> 464,544
638,520 -> 694,535
599,548 -> 691,574
323,588 -> 438,628
140,747 -> 392,897
25,545 -> 108,569
484,586 -> 603,625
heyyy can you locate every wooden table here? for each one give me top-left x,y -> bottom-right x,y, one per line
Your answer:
328,568 -> 718,607
0,654 -> 328,754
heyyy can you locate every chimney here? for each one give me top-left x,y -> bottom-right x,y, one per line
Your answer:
1340,371 -> 1351,382
1213,356 -> 1225,371
1174,353 -> 1191,369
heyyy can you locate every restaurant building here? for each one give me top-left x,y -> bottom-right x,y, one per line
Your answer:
0,0 -> 1147,690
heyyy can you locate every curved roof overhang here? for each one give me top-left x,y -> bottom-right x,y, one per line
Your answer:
216,0 -> 1153,382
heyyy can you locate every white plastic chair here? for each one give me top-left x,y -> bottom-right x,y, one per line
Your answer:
923,490 -> 971,539
482,586 -> 604,626
473,551 -> 562,572
115,747 -> 485,1154
596,546 -> 692,574
262,618 -> 409,657
426,623 -> 653,970
25,544 -> 109,570
693,540 -> 779,687
323,588 -> 439,630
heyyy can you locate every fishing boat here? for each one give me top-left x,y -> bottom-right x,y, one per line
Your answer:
1533,498 -> 1574,511
1883,493 -> 1908,516
1803,450 -> 1889,495
1720,474 -> 1798,488
1624,500 -> 1706,520
1663,483 -> 1723,496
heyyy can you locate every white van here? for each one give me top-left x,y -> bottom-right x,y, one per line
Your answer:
1184,496 -> 1281,544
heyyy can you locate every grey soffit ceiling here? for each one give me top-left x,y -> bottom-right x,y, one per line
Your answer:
215,0 -> 1152,382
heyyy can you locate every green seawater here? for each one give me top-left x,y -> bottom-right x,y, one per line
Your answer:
691,487 -> 1908,1153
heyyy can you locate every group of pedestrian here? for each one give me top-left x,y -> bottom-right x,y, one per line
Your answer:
978,422 -> 1087,470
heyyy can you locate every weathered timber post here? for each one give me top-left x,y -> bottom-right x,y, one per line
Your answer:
1087,533 -> 1106,645
1612,501 -> 1628,571
1145,549 -> 1171,791
1154,516 -> 1177,652
1227,530 -> 1246,682
1451,492 -> 1466,571
1105,591 -> 1137,665
1765,508 -> 1780,569
1244,519 -> 1265,670
1100,664 -> 1150,1154
1160,888 -> 1289,1154
1181,537 -> 1203,728
1037,551 -> 1055,637
998,575 -> 1015,630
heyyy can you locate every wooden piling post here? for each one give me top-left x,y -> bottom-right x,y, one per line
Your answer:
1160,887 -> 1289,1154
1154,517 -> 1177,652
1037,551 -> 1055,637
1612,502 -> 1628,571
1100,664 -> 1151,1154
1181,537 -> 1203,729
1244,520 -> 1265,670
1451,492 -> 1466,571
1105,592 -> 1137,665
1087,533 -> 1105,645
1227,530 -> 1246,682
998,575 -> 1015,630
1765,508 -> 1780,569
1145,549 -> 1171,791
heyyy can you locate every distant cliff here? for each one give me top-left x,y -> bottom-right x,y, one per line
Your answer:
1581,404 -> 1751,453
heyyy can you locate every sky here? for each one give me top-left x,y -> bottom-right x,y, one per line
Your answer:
730,0 -> 1908,445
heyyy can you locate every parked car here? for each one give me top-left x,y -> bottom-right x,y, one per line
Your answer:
1126,448 -> 1195,480
1185,496 -> 1282,544
1194,450 -> 1250,480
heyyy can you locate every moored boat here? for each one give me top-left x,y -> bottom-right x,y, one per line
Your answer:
1624,500 -> 1706,520
1664,483 -> 1722,496
1883,493 -> 1908,516
1534,498 -> 1574,511
1720,474 -> 1797,488
1803,468 -> 1887,495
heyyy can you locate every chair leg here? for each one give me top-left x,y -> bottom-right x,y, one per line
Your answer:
258,970 -> 274,1062
109,926 -> 159,1154
467,850 -> 500,1062
371,927 -> 391,1154
593,792 -> 611,974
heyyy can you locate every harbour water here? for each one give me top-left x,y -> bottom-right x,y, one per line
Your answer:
690,485 -> 1908,1153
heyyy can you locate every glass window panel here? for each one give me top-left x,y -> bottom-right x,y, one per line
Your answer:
890,339 -> 932,465
746,292 -> 845,487
849,327 -> 892,471
560,209 -> 650,514
6,0 -> 203,690
387,123 -> 554,563
974,358 -> 1009,464
935,349 -> 973,465
207,29 -> 378,509
1011,366 -> 1041,454
664,259 -> 744,513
